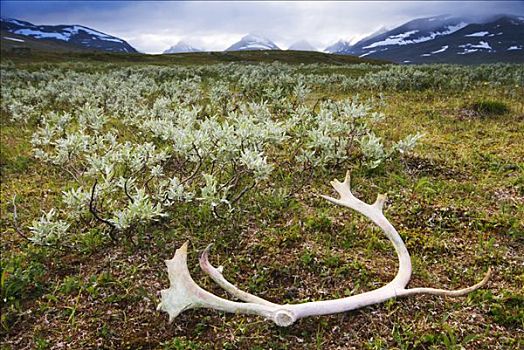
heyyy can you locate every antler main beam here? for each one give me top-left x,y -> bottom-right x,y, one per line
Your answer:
157,172 -> 491,327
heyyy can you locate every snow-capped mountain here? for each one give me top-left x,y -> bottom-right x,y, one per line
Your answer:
1,17 -> 137,53
288,40 -> 317,51
344,15 -> 470,57
164,41 -> 202,54
226,34 -> 280,51
332,15 -> 524,63
324,39 -> 352,54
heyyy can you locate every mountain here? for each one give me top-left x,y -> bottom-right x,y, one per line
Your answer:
331,15 -> 524,63
343,15 -> 470,58
357,26 -> 389,44
164,41 -> 202,54
2,30 -> 93,53
226,34 -> 280,51
288,40 -> 317,51
324,39 -> 352,54
1,17 -> 137,53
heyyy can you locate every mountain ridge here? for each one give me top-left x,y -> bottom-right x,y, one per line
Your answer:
334,14 -> 524,63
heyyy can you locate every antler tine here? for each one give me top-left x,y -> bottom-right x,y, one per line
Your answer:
400,267 -> 492,298
324,171 -> 386,212
372,193 -> 387,212
199,244 -> 277,306
327,170 -> 354,201
157,242 -> 202,322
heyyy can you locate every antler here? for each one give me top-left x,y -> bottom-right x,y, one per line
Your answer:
157,171 -> 491,327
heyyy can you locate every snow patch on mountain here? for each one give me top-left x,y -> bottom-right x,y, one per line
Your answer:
3,36 -> 25,42
421,45 -> 449,57
432,45 -> 449,53
457,41 -> 493,54
14,28 -> 69,40
363,30 -> 419,49
101,38 -> 124,43
465,31 -> 490,37
458,48 -> 479,55
64,26 -> 115,39
460,41 -> 493,50
412,22 -> 468,43
359,50 -> 377,57
475,41 -> 492,49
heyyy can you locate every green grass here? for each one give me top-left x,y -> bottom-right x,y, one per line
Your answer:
471,100 -> 511,116
1,56 -> 523,349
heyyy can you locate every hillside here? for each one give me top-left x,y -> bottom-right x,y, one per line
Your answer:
1,30 -> 93,53
0,48 -> 389,66
1,60 -> 522,349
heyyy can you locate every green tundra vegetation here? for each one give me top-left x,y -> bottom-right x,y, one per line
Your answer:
0,53 -> 523,349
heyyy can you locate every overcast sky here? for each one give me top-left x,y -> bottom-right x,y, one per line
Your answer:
2,1 -> 523,53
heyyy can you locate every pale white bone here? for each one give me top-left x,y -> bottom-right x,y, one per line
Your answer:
157,171 -> 491,327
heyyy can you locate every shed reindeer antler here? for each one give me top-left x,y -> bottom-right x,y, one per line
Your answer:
157,172 -> 491,327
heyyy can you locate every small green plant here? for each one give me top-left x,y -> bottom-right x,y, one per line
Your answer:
161,337 -> 205,349
59,276 -> 82,295
471,100 -> 509,116
1,253 -> 46,307
300,250 -> 315,266
34,336 -> 50,350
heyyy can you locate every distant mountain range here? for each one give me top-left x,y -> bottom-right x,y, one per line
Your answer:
1,17 -> 136,53
2,15 -> 523,63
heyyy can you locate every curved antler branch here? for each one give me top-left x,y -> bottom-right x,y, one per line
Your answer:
199,244 -> 278,306
319,171 -> 412,290
158,172 -> 491,327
